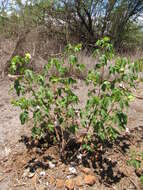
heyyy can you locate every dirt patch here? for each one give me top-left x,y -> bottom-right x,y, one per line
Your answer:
0,38 -> 18,77
0,27 -> 66,78
0,77 -> 143,189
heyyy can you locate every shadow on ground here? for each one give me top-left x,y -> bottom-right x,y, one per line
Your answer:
18,126 -> 143,187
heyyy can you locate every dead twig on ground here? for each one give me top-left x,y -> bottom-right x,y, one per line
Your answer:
0,176 -> 6,182
134,95 -> 143,100
13,183 -> 26,187
128,177 -> 140,190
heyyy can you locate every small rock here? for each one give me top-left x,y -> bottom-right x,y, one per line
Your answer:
69,167 -> 77,175
48,161 -> 55,169
65,179 -> 75,190
125,127 -> 130,134
77,154 -> 82,160
36,148 -> 43,154
28,172 -> 35,178
37,186 -> 45,190
4,147 -> 11,156
46,182 -> 49,186
81,167 -> 91,174
56,179 -> 65,189
66,175 -> 72,179
75,176 -> 83,186
84,175 -> 96,186
40,171 -> 46,177
22,168 -> 30,178
119,83 -> 125,88
31,174 -> 37,186
49,176 -> 55,184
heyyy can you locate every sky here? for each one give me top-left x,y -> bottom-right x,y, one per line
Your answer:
0,0 -> 26,7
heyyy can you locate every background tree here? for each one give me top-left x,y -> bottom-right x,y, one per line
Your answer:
55,0 -> 143,48
0,0 -> 143,51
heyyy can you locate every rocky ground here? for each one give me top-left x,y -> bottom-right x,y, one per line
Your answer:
0,77 -> 143,190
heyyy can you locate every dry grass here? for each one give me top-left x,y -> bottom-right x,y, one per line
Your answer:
118,49 -> 143,61
44,49 -> 143,81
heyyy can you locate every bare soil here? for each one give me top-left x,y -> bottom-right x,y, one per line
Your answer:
0,76 -> 143,190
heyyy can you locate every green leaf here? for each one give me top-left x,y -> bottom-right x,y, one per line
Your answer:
37,75 -> 45,85
24,69 -> 34,81
74,44 -> 82,52
116,112 -> 127,129
100,54 -> 107,65
128,95 -> 135,102
109,65 -> 116,74
103,36 -> 110,42
14,79 -> 21,96
67,108 -> 75,118
69,124 -> 78,134
69,55 -> 77,65
127,159 -> 141,169
95,63 -> 102,69
20,111 -> 28,125
106,127 -> 119,140
33,110 -> 42,125
67,77 -> 76,85
82,144 -> 92,152
49,76 -> 60,83
32,127 -> 42,138
44,61 -> 52,71
59,67 -> 67,75
47,124 -> 54,132
76,63 -> 85,71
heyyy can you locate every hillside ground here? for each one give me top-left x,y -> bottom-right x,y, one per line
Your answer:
0,76 -> 143,190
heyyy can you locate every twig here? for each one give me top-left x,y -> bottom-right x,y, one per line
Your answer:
13,183 -> 26,187
134,95 -> 143,100
128,177 -> 140,190
50,52 -> 63,57
8,74 -> 23,80
0,176 -> 6,182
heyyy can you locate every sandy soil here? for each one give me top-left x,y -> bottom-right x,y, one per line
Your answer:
0,77 -> 143,190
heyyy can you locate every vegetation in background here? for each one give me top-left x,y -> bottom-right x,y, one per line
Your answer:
55,0 -> 143,48
0,0 -> 143,51
118,22 -> 143,52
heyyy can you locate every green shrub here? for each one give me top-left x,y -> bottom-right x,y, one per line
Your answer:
81,37 -> 140,151
10,38 -> 141,155
11,44 -> 84,156
9,53 -> 31,75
